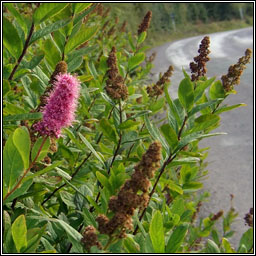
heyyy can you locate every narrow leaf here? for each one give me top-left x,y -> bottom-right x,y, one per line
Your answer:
178,78 -> 194,112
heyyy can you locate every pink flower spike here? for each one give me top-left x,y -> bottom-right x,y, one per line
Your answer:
34,73 -> 81,138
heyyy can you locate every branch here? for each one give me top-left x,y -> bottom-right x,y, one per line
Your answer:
8,22 -> 35,81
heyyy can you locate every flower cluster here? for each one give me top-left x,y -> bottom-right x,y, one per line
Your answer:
34,73 -> 80,138
147,65 -> 174,97
210,210 -> 224,221
95,141 -> 162,238
81,225 -> 102,252
37,61 -> 67,111
190,36 -> 210,82
221,48 -> 252,92
138,11 -> 152,35
105,47 -> 128,100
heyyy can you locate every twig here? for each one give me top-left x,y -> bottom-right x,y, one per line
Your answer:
8,23 -> 35,81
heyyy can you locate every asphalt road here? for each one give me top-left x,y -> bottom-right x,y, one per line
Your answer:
148,27 -> 253,246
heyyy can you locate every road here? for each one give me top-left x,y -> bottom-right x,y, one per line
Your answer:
148,27 -> 253,246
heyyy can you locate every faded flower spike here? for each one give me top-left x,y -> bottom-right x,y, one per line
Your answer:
138,11 -> 152,35
105,47 -> 128,100
190,36 -> 210,82
34,73 -> 80,138
221,48 -> 252,92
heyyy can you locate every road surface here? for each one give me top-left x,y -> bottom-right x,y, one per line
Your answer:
148,27 -> 253,246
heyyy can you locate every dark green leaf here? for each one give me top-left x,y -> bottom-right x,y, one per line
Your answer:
3,17 -> 23,59
238,228 -> 253,251
78,133 -> 105,165
149,210 -> 165,253
73,3 -> 92,14
178,78 -> 194,112
160,123 -> 178,151
43,38 -> 61,70
21,54 -> 44,70
33,3 -> 69,24
96,171 -> 112,193
30,19 -> 71,44
65,26 -> 98,53
166,223 -> 189,253
99,118 -> 118,144
194,77 -> 215,102
188,100 -> 219,117
59,191 -> 76,208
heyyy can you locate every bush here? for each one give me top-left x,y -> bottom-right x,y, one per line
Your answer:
3,3 -> 253,254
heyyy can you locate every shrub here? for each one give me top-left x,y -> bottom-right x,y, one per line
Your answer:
3,3 -> 253,254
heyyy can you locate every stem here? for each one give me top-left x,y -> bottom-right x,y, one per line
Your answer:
41,108 -> 112,206
178,115 -> 188,140
4,136 -> 48,201
8,22 -> 35,81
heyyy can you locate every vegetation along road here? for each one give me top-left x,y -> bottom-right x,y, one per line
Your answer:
148,27 -> 253,244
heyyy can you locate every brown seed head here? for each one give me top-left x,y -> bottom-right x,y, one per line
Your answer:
81,225 -> 102,251
138,11 -> 152,35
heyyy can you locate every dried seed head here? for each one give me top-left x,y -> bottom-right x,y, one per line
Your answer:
147,65 -> 174,97
105,47 -> 128,100
138,11 -> 152,35
221,48 -> 252,92
244,208 -> 253,227
210,210 -> 224,221
107,25 -> 116,37
120,21 -> 127,33
190,36 -> 210,81
81,225 -> 102,252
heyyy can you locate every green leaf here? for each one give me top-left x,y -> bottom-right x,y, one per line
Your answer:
144,115 -> 169,154
78,133 -> 105,166
160,123 -> 178,151
149,97 -> 165,113
3,17 -> 23,59
190,114 -> 220,133
166,223 -> 189,253
214,103 -> 246,115
178,78 -> 194,112
44,38 -> 61,70
65,26 -> 98,53
209,80 -> 225,100
171,197 -> 185,216
238,228 -> 253,251
96,171 -> 112,194
12,215 -> 27,253
21,54 -> 44,70
22,161 -> 62,183
206,239 -> 220,253
99,118 -> 118,144
4,179 -> 33,204
119,120 -> 139,130
128,52 -> 145,70
124,235 -> 140,253
222,238 -> 235,253
137,31 -> 147,45
3,79 -> 11,97
73,3 -> 92,14
67,56 -> 83,72
149,210 -> 165,253
238,244 -> 247,253
4,3 -> 28,36
13,127 -> 31,169
87,60 -> 98,79
168,180 -> 183,195
169,157 -> 200,167
73,4 -> 97,24
55,167 -> 72,180
31,137 -> 50,163
194,77 -> 215,102
3,134 -> 24,193
59,191 -> 76,208
188,100 -> 219,117
33,3 -> 69,24
183,182 -> 203,192
30,19 -> 71,44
